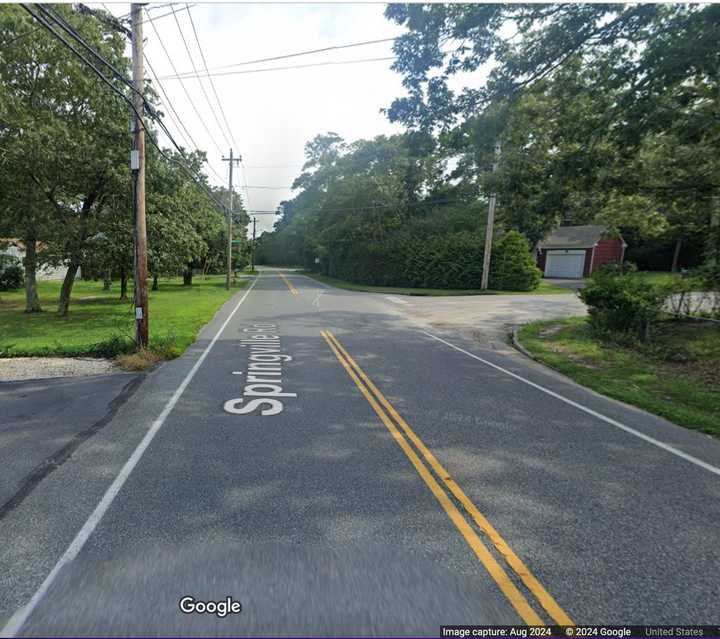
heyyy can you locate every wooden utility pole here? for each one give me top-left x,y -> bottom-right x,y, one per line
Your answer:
481,141 -> 501,290
222,149 -> 241,290
251,216 -> 257,271
131,3 -> 148,348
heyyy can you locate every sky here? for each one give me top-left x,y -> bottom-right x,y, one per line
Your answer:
97,2 -> 410,236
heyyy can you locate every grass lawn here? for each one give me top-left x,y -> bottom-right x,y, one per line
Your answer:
302,272 -> 570,296
518,317 -> 720,437
0,275 -> 247,359
613,271 -> 704,288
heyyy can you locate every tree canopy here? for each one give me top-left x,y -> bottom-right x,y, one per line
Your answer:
0,4 -> 248,314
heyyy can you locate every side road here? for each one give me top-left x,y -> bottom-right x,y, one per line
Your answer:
362,289 -> 586,346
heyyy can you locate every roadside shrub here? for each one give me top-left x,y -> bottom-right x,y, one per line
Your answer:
0,256 -> 24,291
490,230 -> 541,291
580,263 -> 668,341
89,334 -> 135,358
319,228 -> 542,291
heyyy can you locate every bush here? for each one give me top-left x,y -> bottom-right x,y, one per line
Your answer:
490,230 -> 542,291
579,263 -> 668,341
0,255 -> 24,291
318,227 -> 541,291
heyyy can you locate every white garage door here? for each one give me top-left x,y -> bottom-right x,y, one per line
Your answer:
545,250 -> 586,278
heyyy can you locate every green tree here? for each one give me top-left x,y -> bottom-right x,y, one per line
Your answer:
0,4 -> 130,315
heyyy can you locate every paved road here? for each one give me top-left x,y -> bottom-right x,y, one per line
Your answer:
1,268 -> 719,636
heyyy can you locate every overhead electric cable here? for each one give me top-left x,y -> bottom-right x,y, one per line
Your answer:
144,6 -> 225,157
168,36 -> 398,78
116,4 -> 196,24
83,3 -> 225,185
21,4 -> 228,215
144,53 -> 197,152
161,56 -> 396,80
37,4 -> 141,99
144,52 -> 225,183
170,5 -> 233,151
245,197 -> 477,215
186,4 -> 238,150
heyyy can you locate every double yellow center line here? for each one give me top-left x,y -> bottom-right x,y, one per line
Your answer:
321,329 -> 573,627
279,272 -> 299,295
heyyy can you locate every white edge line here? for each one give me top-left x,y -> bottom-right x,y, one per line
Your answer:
1,277 -> 259,638
421,330 -> 720,478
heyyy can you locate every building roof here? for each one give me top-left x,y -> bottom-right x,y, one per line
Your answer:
537,225 -> 618,249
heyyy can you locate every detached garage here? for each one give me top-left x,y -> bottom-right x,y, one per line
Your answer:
536,225 -> 626,279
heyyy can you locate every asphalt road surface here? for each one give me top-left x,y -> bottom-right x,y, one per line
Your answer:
1,268 -> 719,637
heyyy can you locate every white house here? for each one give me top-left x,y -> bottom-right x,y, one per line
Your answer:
0,239 -> 73,281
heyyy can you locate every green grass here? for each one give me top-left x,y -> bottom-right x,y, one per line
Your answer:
518,317 -> 720,437
597,270 -> 703,289
302,272 -> 570,296
636,271 -> 682,286
0,275 -> 247,359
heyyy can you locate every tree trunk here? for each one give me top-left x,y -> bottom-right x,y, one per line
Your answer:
183,265 -> 193,286
152,273 -> 159,291
103,268 -> 112,290
671,237 -> 683,272
57,262 -> 80,316
23,237 -> 42,313
120,268 -> 128,300
55,172 -> 103,316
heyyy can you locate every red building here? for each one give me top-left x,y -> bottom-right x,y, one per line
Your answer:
536,225 -> 626,279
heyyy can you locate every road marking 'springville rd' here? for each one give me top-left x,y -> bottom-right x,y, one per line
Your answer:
279,272 -> 299,295
321,329 -> 573,626
421,330 -> 720,479
0,278 -> 260,639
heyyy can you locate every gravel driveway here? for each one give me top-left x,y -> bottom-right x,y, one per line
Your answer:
0,357 -> 119,382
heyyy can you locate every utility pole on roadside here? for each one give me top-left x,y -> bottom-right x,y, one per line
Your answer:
251,216 -> 257,271
222,149 -> 241,290
131,3 -> 148,348
481,141 -> 501,290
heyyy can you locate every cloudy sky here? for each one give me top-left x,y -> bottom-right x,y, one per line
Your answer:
98,2 -> 410,235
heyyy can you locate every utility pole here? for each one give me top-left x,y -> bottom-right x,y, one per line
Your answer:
251,216 -> 257,271
481,141 -> 501,290
222,149 -> 241,290
131,3 -> 148,348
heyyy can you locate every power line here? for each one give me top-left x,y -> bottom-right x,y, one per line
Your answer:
170,4 -> 233,152
247,197 -> 477,215
4,23 -> 43,45
144,6 -> 225,158
168,36 -> 398,79
144,54 -> 196,152
160,55 -> 397,80
243,185 -> 297,190
243,164 -> 305,169
115,3 -> 196,24
186,4 -> 238,151
144,52 -> 226,184
21,4 -> 228,217
37,5 -> 141,99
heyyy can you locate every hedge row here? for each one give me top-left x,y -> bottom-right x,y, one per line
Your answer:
319,230 -> 540,291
